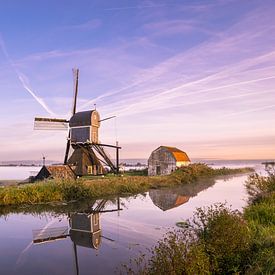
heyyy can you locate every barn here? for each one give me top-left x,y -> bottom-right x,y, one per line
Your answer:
148,146 -> 190,176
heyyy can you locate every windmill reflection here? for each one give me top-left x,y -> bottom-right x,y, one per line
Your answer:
69,212 -> 101,249
32,198 -> 122,274
149,179 -> 216,211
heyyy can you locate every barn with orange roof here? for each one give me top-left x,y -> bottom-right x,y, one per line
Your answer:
148,146 -> 191,176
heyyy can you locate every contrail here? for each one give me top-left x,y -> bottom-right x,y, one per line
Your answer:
18,74 -> 56,116
102,74 -> 275,117
15,218 -> 58,267
78,74 -> 161,111
79,51 -> 275,111
157,75 -> 275,99
0,34 -> 56,116
224,104 -> 275,117
114,89 -> 273,117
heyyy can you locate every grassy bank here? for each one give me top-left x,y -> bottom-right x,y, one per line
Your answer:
0,164 -> 253,206
124,172 -> 275,274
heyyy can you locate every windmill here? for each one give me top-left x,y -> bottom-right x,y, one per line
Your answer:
34,68 -> 121,178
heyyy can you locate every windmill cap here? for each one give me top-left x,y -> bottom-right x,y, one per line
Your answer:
69,110 -> 100,127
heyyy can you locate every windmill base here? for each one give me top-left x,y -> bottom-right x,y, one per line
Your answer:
67,146 -> 105,177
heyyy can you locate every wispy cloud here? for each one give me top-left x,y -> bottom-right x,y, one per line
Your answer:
104,3 -> 167,11
0,34 -> 56,116
143,19 -> 216,37
224,104 -> 275,117
1,1 -> 275,160
61,19 -> 101,31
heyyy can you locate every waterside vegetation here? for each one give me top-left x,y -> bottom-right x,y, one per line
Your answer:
124,172 -> 275,274
0,164 -> 253,206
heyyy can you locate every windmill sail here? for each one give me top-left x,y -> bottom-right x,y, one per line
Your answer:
72,68 -> 79,115
33,226 -> 69,244
34,117 -> 68,130
64,68 -> 79,164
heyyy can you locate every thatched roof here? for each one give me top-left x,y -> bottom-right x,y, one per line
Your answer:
35,165 -> 76,181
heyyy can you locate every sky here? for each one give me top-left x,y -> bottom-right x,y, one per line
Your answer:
0,0 -> 275,161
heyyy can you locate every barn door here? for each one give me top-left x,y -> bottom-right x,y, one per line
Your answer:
156,165 -> 161,175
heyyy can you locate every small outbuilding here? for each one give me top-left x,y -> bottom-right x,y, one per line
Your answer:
35,165 -> 76,181
148,146 -> 190,176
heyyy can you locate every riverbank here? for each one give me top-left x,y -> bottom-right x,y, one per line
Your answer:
0,164 -> 253,206
125,172 -> 275,274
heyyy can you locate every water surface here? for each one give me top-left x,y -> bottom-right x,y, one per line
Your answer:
0,161 -> 265,274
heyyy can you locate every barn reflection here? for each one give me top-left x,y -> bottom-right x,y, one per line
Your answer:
149,178 -> 216,211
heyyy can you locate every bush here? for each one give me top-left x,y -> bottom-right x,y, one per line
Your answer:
246,173 -> 275,203
192,205 -> 252,274
123,204 -> 252,274
244,197 -> 275,226
244,174 -> 275,274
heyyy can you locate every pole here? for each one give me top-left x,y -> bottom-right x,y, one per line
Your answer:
73,242 -> 79,275
116,141 -> 119,175
117,197 -> 120,210
72,68 -> 79,115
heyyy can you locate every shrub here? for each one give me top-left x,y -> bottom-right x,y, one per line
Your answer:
244,197 -> 275,227
246,173 -> 275,203
244,174 -> 275,274
192,204 -> 252,274
123,204 -> 252,274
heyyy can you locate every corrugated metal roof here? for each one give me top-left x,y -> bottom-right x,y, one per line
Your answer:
161,146 -> 190,162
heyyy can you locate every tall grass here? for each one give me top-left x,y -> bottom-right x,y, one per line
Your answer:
0,164 -> 253,206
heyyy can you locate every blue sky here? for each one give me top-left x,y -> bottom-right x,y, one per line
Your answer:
0,0 -> 275,161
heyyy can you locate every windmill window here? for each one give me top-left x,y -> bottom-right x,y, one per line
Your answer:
93,214 -> 99,226
87,166 -> 93,174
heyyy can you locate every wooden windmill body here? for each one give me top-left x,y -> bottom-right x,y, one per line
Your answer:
34,69 -> 120,179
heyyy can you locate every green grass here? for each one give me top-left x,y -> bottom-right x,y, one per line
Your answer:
123,172 -> 275,274
0,163 -> 253,206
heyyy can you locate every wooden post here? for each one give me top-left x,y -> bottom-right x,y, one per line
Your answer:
73,242 -> 79,275
117,197 -> 120,209
116,141 -> 119,175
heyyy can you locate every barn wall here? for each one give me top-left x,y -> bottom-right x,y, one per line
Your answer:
148,147 -> 176,176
